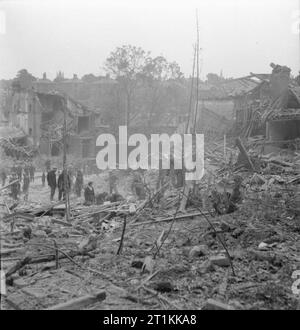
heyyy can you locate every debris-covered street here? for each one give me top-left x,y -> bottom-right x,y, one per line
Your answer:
1,137 -> 299,310
0,0 -> 299,312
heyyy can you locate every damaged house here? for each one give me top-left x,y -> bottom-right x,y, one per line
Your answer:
231,63 -> 300,147
263,75 -> 300,146
177,81 -> 235,136
176,64 -> 300,146
33,72 -> 118,116
7,86 -> 98,159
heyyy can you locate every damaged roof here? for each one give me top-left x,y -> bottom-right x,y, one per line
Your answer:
36,92 -> 92,116
290,86 -> 300,106
249,73 -> 271,81
36,92 -> 65,113
197,77 -> 260,100
269,108 -> 300,120
220,77 -> 260,97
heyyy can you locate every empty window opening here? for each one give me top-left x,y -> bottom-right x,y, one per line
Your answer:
78,116 -> 90,133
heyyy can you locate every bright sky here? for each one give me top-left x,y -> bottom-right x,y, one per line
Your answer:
0,0 -> 299,80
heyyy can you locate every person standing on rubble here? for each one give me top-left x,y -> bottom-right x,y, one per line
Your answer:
74,169 -> 84,197
29,163 -> 35,182
108,170 -> 118,194
10,173 -> 20,200
84,181 -> 95,205
67,166 -> 74,191
24,162 -> 30,176
22,172 -> 30,201
1,169 -> 7,186
47,167 -> 57,201
42,171 -> 46,187
131,170 -> 146,200
58,169 -> 71,201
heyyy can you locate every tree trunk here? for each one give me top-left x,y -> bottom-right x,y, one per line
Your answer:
126,92 -> 131,127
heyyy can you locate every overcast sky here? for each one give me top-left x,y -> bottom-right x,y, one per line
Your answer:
0,0 -> 299,80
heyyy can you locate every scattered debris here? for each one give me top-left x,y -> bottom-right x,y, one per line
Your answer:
209,255 -> 231,267
46,291 -> 106,310
1,133 -> 299,310
203,299 -> 235,310
189,245 -> 208,258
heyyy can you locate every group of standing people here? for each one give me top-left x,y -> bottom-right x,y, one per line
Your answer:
1,161 -> 35,201
3,159 -> 149,205
45,166 -> 105,206
1,162 -> 35,188
46,167 -> 85,202
13,163 -> 35,183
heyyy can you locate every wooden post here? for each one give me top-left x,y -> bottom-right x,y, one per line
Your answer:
224,134 -> 226,161
62,99 -> 70,222
117,215 -> 127,255
184,11 -> 201,209
236,137 -> 255,171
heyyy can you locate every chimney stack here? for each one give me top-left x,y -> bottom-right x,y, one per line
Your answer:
269,63 -> 291,103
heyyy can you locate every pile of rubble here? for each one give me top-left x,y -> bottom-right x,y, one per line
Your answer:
0,138 -> 299,310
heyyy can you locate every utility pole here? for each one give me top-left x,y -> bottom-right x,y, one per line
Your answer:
62,98 -> 70,222
193,9 -> 200,133
185,44 -> 197,134
180,10 -> 201,211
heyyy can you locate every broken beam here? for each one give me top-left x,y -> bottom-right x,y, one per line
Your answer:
236,137 -> 255,171
45,291 -> 106,310
129,212 -> 209,227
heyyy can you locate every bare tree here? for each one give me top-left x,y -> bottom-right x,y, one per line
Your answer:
141,56 -> 184,127
104,45 -> 150,126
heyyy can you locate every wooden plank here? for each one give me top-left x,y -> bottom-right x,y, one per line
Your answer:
5,291 -> 41,310
179,184 -> 191,212
3,212 -> 35,222
0,247 -> 24,256
45,291 -> 106,310
51,218 -> 72,227
5,256 -> 32,278
236,137 -> 255,171
129,211 -> 208,227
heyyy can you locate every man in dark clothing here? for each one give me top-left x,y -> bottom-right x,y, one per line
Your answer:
67,167 -> 74,191
84,181 -> 95,205
10,174 -> 20,200
131,171 -> 146,200
1,170 -> 7,187
58,170 -> 71,201
47,168 -> 57,201
16,165 -> 23,181
29,164 -> 35,182
23,172 -> 30,201
24,163 -> 30,176
74,170 -> 84,197
108,171 -> 118,194
42,172 -> 46,187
